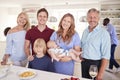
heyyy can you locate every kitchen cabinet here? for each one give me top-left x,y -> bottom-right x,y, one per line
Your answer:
100,2 -> 120,42
22,7 -> 39,26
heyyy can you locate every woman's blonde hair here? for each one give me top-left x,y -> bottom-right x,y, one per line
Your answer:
33,38 -> 47,54
57,13 -> 75,44
17,12 -> 30,31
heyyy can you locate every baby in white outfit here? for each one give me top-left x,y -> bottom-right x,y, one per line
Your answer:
47,41 -> 82,62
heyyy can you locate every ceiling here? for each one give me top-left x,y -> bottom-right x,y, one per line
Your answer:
0,0 -> 116,7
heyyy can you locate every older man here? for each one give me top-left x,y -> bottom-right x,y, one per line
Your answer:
81,8 -> 111,80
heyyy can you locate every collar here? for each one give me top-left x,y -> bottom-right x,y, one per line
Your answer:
35,25 -> 49,31
87,24 -> 100,32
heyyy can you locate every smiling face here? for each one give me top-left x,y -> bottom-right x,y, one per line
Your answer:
17,13 -> 28,27
33,38 -> 47,55
87,9 -> 100,30
57,13 -> 75,43
37,11 -> 48,26
62,16 -> 72,31
34,45 -> 44,55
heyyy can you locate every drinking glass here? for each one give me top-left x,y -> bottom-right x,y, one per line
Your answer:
89,65 -> 98,80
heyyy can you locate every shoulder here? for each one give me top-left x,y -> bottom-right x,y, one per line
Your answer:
50,31 -> 57,36
73,32 -> 80,38
8,27 -> 17,34
100,27 -> 110,37
100,27 -> 108,33
74,32 -> 79,36
8,27 -> 26,34
26,27 -> 38,35
27,27 -> 37,32
50,31 -> 57,38
53,31 -> 57,34
108,24 -> 115,29
46,26 -> 54,32
82,28 -> 88,34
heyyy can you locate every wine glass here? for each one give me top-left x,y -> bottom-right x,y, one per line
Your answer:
89,65 -> 98,80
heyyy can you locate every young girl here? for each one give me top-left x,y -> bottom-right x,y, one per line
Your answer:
28,38 -> 54,72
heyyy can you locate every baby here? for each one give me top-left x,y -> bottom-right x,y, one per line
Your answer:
47,40 -> 82,62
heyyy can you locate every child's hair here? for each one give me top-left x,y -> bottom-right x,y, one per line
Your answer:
33,38 -> 47,54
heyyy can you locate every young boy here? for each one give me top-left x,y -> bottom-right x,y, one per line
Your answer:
28,38 -> 54,72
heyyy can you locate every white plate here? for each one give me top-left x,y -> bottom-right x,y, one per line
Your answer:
0,65 -> 9,78
0,71 -> 7,78
17,70 -> 37,80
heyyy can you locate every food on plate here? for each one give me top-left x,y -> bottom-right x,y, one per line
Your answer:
19,71 -> 35,78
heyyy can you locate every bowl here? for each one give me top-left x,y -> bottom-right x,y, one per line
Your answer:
17,69 -> 37,80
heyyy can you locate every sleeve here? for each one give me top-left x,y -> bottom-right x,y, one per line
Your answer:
50,31 -> 57,41
107,25 -> 113,35
5,34 -> 13,55
101,31 -> 111,60
25,30 -> 31,40
73,32 -> 81,47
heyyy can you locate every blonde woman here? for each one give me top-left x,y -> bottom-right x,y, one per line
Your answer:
28,38 -> 54,72
48,13 -> 81,75
1,12 -> 30,67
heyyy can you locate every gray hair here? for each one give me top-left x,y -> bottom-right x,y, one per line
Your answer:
87,8 -> 100,15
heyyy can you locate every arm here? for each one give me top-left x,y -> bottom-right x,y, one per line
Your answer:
24,40 -> 33,61
96,59 -> 109,80
71,32 -> 81,56
73,46 -> 81,55
1,32 -> 12,65
60,33 -> 81,62
1,54 -> 10,65
24,40 -> 31,57
96,30 -> 111,80
47,49 -> 59,61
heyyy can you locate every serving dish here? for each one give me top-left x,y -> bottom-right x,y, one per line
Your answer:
17,70 -> 37,80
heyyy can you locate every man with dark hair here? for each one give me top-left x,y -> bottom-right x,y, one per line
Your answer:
25,8 -> 54,61
103,18 -> 120,73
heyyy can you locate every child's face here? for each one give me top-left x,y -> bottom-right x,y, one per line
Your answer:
35,46 -> 44,54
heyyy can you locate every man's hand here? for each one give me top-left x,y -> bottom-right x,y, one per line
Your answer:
96,73 -> 102,80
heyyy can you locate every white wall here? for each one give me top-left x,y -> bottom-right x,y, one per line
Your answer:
47,8 -> 89,38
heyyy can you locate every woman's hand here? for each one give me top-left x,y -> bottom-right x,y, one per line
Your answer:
59,56 -> 72,62
1,54 -> 9,65
1,60 -> 7,65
